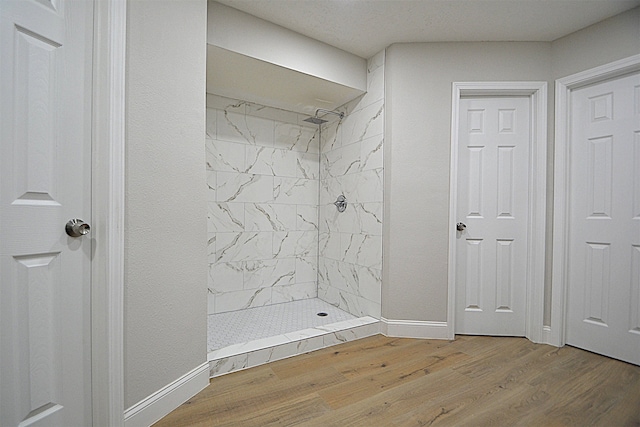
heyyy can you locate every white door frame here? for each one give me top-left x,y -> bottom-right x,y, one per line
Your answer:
447,82 -> 548,342
551,54 -> 640,348
91,0 -> 126,425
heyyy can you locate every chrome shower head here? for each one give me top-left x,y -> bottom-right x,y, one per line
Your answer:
303,116 -> 328,125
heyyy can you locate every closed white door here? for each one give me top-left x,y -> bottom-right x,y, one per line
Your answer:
566,71 -> 640,365
0,0 -> 94,425
455,96 -> 531,336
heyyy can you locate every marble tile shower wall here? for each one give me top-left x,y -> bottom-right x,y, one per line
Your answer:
206,95 -> 322,314
318,50 -> 385,318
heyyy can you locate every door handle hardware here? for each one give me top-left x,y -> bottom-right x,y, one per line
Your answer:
456,222 -> 467,231
66,219 -> 91,237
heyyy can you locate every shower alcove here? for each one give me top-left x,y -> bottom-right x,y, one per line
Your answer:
205,76 -> 385,376
205,13 -> 385,375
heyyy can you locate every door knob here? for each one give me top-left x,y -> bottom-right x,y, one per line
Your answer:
456,222 -> 467,231
65,219 -> 91,237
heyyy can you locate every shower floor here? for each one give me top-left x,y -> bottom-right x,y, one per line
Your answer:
207,298 -> 356,352
206,298 -> 380,377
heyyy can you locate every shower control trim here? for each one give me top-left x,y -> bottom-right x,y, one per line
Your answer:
334,195 -> 347,213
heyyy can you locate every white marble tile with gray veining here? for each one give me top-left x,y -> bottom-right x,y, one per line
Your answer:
245,146 -> 298,177
341,100 -> 384,146
317,282 -> 375,318
320,119 -> 342,153
274,177 -> 318,205
207,202 -> 244,232
206,107 -> 217,139
353,168 -> 383,203
358,265 -> 382,304
206,95 -> 247,114
244,203 -> 296,232
206,170 -> 216,202
359,135 -> 383,172
296,205 -> 318,231
207,233 -> 216,262
275,122 -> 319,153
209,261 -> 244,293
209,354 -> 248,377
357,51 -> 385,109
246,101 -> 301,126
319,258 -> 358,294
355,202 -> 383,236
216,172 -> 274,203
206,139 -> 246,172
215,287 -> 272,313
273,230 -> 318,258
318,231 -> 341,260
321,142 -> 361,179
295,256 -> 317,283
215,231 -> 273,263
296,152 -> 319,180
271,282 -> 317,304
216,109 -> 274,146
244,258 -> 295,289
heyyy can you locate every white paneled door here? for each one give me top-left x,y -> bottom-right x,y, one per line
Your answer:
0,0 -> 94,425
566,71 -> 640,365
455,96 -> 531,336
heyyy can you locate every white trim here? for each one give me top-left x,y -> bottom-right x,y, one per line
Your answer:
448,82 -> 547,343
91,0 -> 126,425
551,54 -> 640,347
381,318 -> 450,340
124,363 -> 209,427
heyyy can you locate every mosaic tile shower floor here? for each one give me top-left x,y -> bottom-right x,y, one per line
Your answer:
207,298 -> 357,352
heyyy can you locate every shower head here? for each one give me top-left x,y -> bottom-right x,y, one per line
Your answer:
303,116 -> 328,125
303,108 -> 344,125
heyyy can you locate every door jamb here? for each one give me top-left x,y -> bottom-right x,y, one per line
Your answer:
447,82 -> 548,342
551,54 -> 640,347
91,0 -> 126,425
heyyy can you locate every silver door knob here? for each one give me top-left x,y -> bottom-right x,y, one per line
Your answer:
456,222 -> 467,231
65,219 -> 91,237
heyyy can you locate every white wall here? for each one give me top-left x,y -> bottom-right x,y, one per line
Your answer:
383,42 -> 551,322
124,0 -> 208,409
207,1 -> 366,92
383,6 -> 640,325
552,6 -> 640,79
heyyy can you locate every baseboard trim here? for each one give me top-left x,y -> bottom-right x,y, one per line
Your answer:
124,362 -> 209,427
381,318 -> 450,340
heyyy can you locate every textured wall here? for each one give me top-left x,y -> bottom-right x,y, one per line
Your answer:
124,0 -> 208,409
383,42 -> 551,322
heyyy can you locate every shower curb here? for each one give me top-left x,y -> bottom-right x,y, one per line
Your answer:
208,316 -> 379,377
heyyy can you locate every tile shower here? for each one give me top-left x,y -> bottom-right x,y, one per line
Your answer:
206,50 -> 385,376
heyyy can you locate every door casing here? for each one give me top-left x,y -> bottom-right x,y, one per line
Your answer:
91,1 -> 126,425
447,82 -> 548,342
551,54 -> 640,348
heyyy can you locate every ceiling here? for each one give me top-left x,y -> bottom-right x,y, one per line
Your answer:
215,0 -> 640,58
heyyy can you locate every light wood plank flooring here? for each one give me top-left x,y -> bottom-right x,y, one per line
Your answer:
154,334 -> 640,426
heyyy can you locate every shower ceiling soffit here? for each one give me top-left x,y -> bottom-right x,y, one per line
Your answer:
206,45 -> 365,115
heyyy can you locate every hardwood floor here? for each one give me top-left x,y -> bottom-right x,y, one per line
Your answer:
154,334 -> 640,426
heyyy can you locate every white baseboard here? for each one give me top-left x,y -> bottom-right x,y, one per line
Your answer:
124,362 -> 209,427
381,318 -> 451,340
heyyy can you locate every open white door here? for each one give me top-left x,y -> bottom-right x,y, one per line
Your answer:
0,0 -> 94,425
454,96 -> 531,336
565,70 -> 640,365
